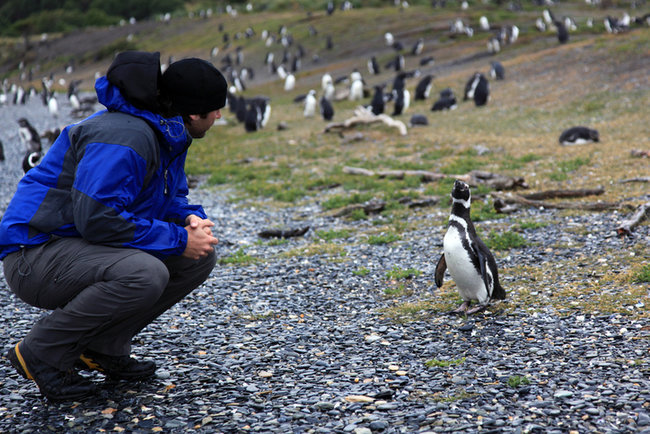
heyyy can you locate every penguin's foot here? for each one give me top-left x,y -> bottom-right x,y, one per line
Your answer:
449,301 -> 471,315
466,303 -> 488,315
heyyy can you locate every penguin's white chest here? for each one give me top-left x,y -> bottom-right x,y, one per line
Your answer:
443,226 -> 488,302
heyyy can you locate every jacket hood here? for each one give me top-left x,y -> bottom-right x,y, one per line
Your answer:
95,54 -> 188,152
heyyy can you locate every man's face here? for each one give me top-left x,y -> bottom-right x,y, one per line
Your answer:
186,109 -> 221,138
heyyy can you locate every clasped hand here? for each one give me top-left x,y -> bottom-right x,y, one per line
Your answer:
183,215 -> 218,259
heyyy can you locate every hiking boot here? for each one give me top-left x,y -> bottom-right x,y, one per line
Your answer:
76,349 -> 157,380
7,341 -> 96,401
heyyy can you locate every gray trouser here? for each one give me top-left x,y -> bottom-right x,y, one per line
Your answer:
3,237 -> 217,371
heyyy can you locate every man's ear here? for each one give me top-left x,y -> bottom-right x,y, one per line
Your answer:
187,114 -> 200,122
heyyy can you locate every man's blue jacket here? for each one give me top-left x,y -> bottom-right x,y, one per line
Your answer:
0,55 -> 207,260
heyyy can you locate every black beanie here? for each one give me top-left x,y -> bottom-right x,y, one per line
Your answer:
161,58 -> 228,115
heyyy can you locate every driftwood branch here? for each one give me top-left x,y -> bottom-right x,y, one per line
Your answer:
521,187 -> 604,200
333,199 -> 386,217
492,191 -> 621,212
324,106 -> 407,136
258,226 -> 310,239
619,176 -> 650,184
342,167 -> 527,190
616,202 -> 650,238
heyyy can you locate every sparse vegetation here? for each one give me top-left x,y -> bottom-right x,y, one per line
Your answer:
425,357 -> 466,368
486,230 -> 528,250
507,375 -> 531,388
219,249 -> 258,266
385,266 -> 422,280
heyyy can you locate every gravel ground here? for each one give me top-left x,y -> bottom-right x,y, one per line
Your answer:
0,96 -> 649,433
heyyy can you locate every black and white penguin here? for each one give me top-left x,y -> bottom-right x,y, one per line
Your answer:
411,38 -> 424,56
414,74 -> 433,100
391,87 -> 409,116
431,95 -> 457,111
555,20 -> 569,43
433,180 -> 506,314
18,118 -> 42,153
489,61 -> 505,80
369,85 -> 385,115
0,139 -> 5,162
559,126 -> 599,145
320,96 -> 334,121
22,150 -> 42,173
419,56 -> 435,66
236,96 -> 248,123
463,73 -> 489,107
368,56 -> 380,75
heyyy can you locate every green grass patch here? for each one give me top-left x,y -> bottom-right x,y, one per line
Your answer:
500,153 -> 542,170
281,243 -> 347,259
322,192 -> 375,210
549,157 -> 591,182
518,220 -> 549,230
425,357 -> 466,368
485,230 -> 528,250
471,199 -> 502,222
384,282 -> 408,297
632,264 -> 650,283
353,267 -> 370,276
316,229 -> 351,241
219,249 -> 258,266
367,233 -> 401,245
386,266 -> 422,280
507,375 -> 531,388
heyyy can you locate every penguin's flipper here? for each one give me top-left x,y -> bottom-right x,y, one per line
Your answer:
434,254 -> 447,288
474,245 -> 492,294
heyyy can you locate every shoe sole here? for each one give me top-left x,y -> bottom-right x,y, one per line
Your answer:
78,353 -> 156,380
9,342 -> 96,401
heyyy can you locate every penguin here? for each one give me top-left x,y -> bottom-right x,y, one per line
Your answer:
463,73 -> 489,107
559,126 -> 599,145
411,38 -> 424,56
236,96 -> 248,123
321,73 -> 333,92
22,150 -> 43,173
392,87 -> 409,116
414,74 -> 433,100
479,16 -> 490,31
489,61 -> 505,80
304,90 -> 317,117
431,94 -> 457,111
18,118 -> 42,153
284,73 -> 295,91
419,56 -> 435,66
349,71 -> 364,101
433,180 -> 506,314
408,114 -> 428,127
320,96 -> 334,121
48,94 -> 59,118
0,139 -> 5,162
368,56 -> 380,75
369,85 -> 385,115
555,20 -> 569,43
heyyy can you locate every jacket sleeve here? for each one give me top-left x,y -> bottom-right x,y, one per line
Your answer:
71,138 -> 187,258
164,168 -> 208,224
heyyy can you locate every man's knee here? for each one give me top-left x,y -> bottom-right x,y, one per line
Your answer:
106,252 -> 170,304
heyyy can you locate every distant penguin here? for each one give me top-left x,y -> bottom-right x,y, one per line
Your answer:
349,72 -> 364,101
408,114 -> 428,127
559,126 -> 599,145
431,95 -> 457,111
320,96 -> 334,121
414,74 -> 433,100
244,102 -> 260,132
555,20 -> 569,43
419,56 -> 435,66
321,73 -> 333,92
479,16 -> 490,31
22,150 -> 42,173
284,73 -> 295,91
489,61 -> 505,80
369,85 -> 385,115
433,180 -> 506,314
464,73 -> 489,106
48,94 -> 59,118
411,38 -> 424,56
392,87 -> 409,116
18,118 -> 42,153
0,139 -> 5,162
236,96 -> 248,123
304,90 -> 317,117
368,56 -> 380,75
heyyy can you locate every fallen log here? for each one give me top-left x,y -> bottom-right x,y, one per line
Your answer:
616,202 -> 650,238
332,199 -> 386,217
521,187 -> 605,201
619,176 -> 650,184
342,167 -> 526,190
324,106 -> 408,136
258,226 -> 310,239
491,192 -> 621,211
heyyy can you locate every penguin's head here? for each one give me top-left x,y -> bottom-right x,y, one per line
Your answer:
451,180 -> 471,206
